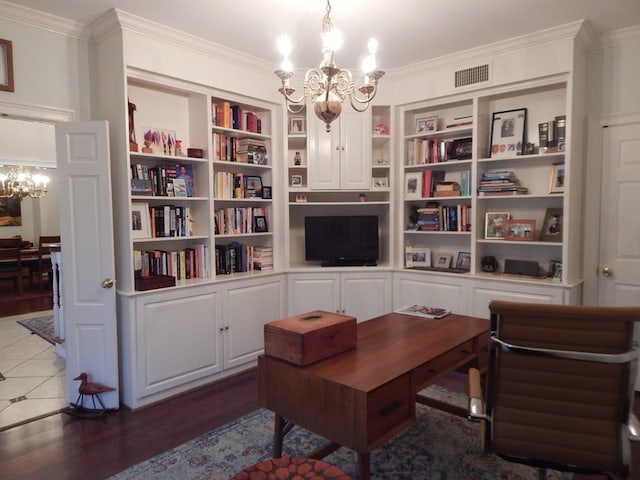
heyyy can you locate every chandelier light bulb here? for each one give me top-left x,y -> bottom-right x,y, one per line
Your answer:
277,35 -> 292,58
280,58 -> 293,73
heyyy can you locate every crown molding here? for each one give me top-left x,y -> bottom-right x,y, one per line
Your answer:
0,0 -> 89,40
106,9 -> 273,74
392,20 -> 585,76
0,99 -> 74,122
598,24 -> 640,49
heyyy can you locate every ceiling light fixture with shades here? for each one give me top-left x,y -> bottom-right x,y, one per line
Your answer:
0,165 -> 49,199
274,0 -> 385,132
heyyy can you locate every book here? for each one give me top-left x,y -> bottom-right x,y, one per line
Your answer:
395,305 -> 451,319
173,178 -> 188,197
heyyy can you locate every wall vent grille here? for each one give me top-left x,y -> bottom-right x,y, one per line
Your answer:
455,64 -> 489,88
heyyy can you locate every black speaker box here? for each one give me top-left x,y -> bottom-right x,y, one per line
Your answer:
504,259 -> 539,276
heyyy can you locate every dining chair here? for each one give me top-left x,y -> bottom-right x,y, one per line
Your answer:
468,300 -> 640,479
0,247 -> 30,295
31,235 -> 61,290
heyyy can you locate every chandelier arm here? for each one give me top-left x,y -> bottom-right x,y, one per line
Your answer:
349,85 -> 380,112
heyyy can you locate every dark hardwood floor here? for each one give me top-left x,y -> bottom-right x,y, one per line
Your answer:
1,292 -> 637,479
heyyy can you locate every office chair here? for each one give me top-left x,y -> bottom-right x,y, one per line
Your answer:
468,300 -> 640,480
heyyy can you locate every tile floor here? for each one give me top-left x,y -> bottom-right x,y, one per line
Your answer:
0,311 -> 67,431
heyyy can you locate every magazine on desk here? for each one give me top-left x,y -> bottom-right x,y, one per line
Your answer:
395,305 -> 451,319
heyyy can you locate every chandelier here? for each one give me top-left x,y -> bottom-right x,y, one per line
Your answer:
0,165 -> 49,199
275,0 -> 385,132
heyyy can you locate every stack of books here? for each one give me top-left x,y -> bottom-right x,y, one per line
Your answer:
478,170 -> 528,196
253,246 -> 273,271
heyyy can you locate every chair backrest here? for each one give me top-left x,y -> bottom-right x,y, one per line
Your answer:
486,300 -> 640,478
0,247 -> 22,270
38,235 -> 60,255
0,237 -> 22,248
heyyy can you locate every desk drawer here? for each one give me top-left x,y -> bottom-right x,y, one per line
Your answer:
414,339 -> 475,387
367,373 -> 412,446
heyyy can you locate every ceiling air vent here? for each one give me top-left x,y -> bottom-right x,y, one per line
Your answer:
455,64 -> 489,88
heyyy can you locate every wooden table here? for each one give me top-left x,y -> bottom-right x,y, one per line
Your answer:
258,312 -> 489,480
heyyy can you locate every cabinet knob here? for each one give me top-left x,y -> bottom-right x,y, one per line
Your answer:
602,267 -> 613,277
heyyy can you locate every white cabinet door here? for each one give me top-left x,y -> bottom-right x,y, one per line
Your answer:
393,272 -> 468,315
341,272 -> 391,322
288,273 -> 340,315
307,107 -> 371,190
469,280 -> 564,319
223,276 -> 286,369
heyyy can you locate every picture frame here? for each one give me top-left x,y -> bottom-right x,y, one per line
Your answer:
416,116 -> 438,133
372,176 -> 389,189
131,203 -> 151,239
489,108 -> 527,158
404,172 -> 423,200
245,175 -> 263,198
540,207 -> 563,242
548,163 -> 565,193
141,127 -> 177,156
289,115 -> 306,135
0,39 -> 14,92
291,174 -> 303,188
435,253 -> 453,269
0,197 -> 21,226
261,185 -> 272,199
485,212 -> 511,239
547,259 -> 563,281
405,246 -> 431,268
254,215 -> 268,233
504,219 -> 536,241
455,251 -> 471,270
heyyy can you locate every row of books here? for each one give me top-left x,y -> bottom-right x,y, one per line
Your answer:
538,114 -> 566,149
134,244 -> 208,280
131,163 -> 195,197
412,204 -> 472,232
212,101 -> 262,133
212,133 -> 268,164
214,172 -> 263,199
406,138 -> 466,165
150,205 -> 193,238
215,243 -> 273,275
478,170 -> 528,196
214,206 -> 267,235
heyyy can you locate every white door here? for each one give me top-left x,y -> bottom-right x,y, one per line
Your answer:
597,119 -> 640,306
56,121 -> 118,408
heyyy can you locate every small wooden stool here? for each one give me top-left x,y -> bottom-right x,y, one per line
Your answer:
232,456 -> 352,479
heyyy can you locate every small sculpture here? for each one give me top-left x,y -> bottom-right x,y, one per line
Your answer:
67,372 -> 115,416
175,139 -> 183,156
128,99 -> 138,152
294,151 -> 301,165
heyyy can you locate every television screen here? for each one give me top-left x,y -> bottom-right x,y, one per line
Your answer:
304,215 -> 379,266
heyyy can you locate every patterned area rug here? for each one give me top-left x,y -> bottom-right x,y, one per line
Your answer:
108,385 -> 570,480
16,314 -> 57,345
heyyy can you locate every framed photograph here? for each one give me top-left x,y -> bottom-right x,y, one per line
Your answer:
540,208 -> 563,242
245,175 -> 263,198
435,253 -> 453,269
547,259 -> 563,281
141,127 -> 177,156
416,116 -> 438,133
504,219 -> 536,241
261,186 -> 272,199
131,203 -> 151,239
405,246 -> 431,268
289,115 -> 305,134
372,176 -> 389,189
254,215 -> 268,233
455,252 -> 471,270
548,163 -> 565,193
490,108 -> 527,158
291,174 -> 303,188
0,39 -> 14,92
404,172 -> 423,200
485,212 -> 511,239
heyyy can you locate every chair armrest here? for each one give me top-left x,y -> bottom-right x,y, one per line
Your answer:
468,367 -> 487,421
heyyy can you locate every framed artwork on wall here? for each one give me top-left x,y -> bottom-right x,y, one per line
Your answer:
0,39 -> 14,92
489,108 -> 527,158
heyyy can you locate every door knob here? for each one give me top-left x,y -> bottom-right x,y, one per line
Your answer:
101,278 -> 115,288
602,267 -> 613,277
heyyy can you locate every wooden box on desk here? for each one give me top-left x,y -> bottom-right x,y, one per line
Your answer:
264,310 -> 357,366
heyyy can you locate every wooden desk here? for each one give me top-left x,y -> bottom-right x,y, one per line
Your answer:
258,312 -> 489,480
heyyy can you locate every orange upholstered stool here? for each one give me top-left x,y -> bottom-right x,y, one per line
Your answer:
232,456 -> 352,479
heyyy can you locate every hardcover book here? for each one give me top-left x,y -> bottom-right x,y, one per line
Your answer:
395,305 -> 451,319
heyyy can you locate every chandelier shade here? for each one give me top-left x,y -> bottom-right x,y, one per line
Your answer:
275,0 -> 385,132
0,165 -> 49,199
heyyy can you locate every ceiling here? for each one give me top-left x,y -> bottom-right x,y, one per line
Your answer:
4,0 -> 640,70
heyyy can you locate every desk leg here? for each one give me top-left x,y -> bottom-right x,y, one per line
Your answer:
358,452 -> 371,480
273,413 -> 285,458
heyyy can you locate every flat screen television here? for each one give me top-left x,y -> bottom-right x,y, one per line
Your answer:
304,215 -> 379,267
